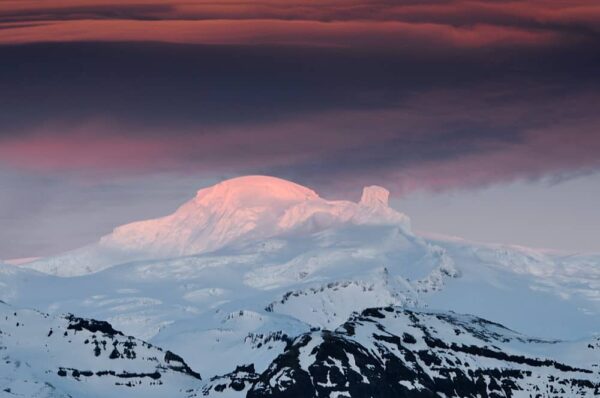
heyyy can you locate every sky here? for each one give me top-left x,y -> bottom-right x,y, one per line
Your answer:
1,0 -> 600,258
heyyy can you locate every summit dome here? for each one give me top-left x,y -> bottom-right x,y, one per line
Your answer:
194,176 -> 319,209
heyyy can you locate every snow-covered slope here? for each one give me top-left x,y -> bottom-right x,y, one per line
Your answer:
0,300 -> 203,398
25,176 -> 410,276
220,306 -> 600,398
2,175 -> 600,396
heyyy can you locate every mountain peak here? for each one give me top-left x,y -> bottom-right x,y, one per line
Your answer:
360,185 -> 390,207
195,176 -> 319,208
100,176 -> 409,257
26,176 -> 410,276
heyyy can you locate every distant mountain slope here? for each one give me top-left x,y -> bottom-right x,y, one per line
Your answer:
24,176 -> 409,277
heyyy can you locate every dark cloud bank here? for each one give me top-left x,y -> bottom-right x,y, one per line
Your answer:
1,1 -> 599,257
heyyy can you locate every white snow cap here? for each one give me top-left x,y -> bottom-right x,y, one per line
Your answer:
360,186 -> 390,207
101,175 -> 409,255
194,175 -> 319,208
26,175 -> 411,275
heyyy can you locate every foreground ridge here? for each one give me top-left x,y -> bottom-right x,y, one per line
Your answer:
0,301 -> 202,397
207,306 -> 600,398
3,300 -> 598,397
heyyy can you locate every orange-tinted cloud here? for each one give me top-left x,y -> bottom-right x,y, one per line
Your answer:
1,1 -> 597,47
0,19 -> 563,48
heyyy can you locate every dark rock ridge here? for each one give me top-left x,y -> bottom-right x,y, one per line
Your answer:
208,307 -> 600,397
66,314 -> 124,336
1,301 -> 203,396
3,299 -> 599,397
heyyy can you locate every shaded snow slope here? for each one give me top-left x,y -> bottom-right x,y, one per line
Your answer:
4,225 -> 458,377
426,236 -> 600,338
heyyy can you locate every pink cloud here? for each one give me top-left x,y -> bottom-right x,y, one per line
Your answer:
2,89 -> 599,197
0,114 -> 380,174
0,19 -> 563,48
4,1 -> 598,53
0,132 -> 174,172
377,119 -> 600,195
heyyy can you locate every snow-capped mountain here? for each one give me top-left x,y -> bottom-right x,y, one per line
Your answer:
2,176 -> 599,397
24,176 -> 410,277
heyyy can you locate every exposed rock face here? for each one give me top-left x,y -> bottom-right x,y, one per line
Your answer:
0,301 -> 202,397
206,307 -> 600,397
